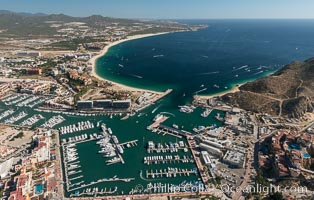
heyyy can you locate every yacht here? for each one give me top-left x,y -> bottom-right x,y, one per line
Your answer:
104,151 -> 116,157
101,123 -> 107,132
172,124 -> 179,129
112,135 -> 119,144
117,145 -> 124,154
106,157 -> 120,164
153,114 -> 164,122
201,108 -> 212,117
178,105 -> 194,113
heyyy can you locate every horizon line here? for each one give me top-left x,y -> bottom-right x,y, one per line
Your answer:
2,9 -> 314,21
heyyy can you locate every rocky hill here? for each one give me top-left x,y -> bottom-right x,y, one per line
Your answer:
0,10 -> 194,38
220,58 -> 314,118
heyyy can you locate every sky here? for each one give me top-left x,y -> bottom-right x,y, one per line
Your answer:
1,0 -> 314,19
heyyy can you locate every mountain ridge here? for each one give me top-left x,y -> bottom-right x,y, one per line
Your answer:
220,58 -> 314,118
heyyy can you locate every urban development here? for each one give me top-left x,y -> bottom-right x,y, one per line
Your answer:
0,9 -> 313,200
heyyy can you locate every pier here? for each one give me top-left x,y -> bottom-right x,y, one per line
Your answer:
69,175 -> 84,181
144,155 -> 195,165
147,115 -> 169,130
68,170 -> 82,176
146,168 -> 197,179
147,143 -> 189,154
61,144 -> 85,192
70,187 -> 118,197
68,177 -> 135,192
119,139 -> 138,148
157,124 -> 187,138
61,133 -> 105,145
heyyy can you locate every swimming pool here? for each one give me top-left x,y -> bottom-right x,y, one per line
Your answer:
303,153 -> 311,159
288,143 -> 301,151
34,184 -> 43,195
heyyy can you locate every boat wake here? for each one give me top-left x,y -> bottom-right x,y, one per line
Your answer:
160,112 -> 175,117
153,55 -> 164,58
129,74 -> 143,79
233,65 -> 248,71
152,104 -> 162,114
253,70 -> 264,75
194,88 -> 207,94
196,71 -> 220,76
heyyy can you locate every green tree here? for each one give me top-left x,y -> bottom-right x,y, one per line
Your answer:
268,192 -> 283,200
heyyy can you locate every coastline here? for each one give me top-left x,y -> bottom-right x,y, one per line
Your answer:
89,32 -> 177,94
196,70 -> 278,100
89,31 -> 278,102
196,83 -> 243,100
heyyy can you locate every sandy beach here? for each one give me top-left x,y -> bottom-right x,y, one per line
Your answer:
196,83 -> 244,100
89,32 -> 175,94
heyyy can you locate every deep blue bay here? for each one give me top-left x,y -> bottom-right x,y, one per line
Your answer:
96,19 -> 314,105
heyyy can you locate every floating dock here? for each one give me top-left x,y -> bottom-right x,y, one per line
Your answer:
70,187 -> 118,197
144,155 -> 194,165
146,168 -> 197,179
68,177 -> 135,192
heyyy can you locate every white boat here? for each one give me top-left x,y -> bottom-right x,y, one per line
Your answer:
106,157 -> 120,164
112,136 -> 119,144
104,151 -> 116,157
153,114 -> 164,122
172,124 -> 179,129
213,84 -> 220,88
117,145 -> 124,154
201,108 -> 212,117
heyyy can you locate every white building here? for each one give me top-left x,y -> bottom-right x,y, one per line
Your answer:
199,143 -> 223,157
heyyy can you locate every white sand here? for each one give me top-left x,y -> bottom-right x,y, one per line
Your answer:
197,83 -> 244,100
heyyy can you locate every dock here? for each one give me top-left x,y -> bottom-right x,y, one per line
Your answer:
147,144 -> 189,154
157,124 -> 185,138
144,155 -> 194,165
119,139 -> 138,148
62,134 -> 105,145
69,175 -> 84,181
147,115 -> 169,130
68,177 -> 135,192
146,168 -> 197,179
70,187 -> 118,197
